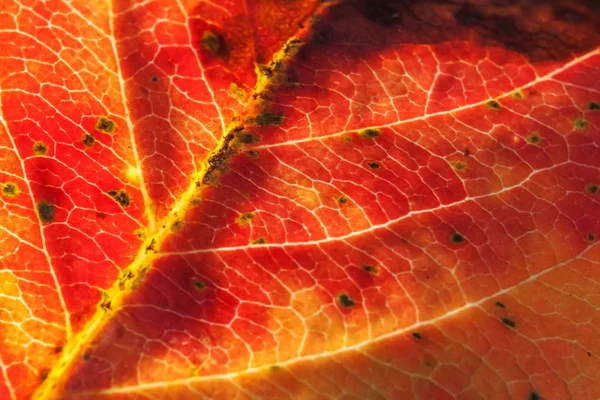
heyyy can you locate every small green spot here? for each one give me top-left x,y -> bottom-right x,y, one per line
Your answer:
588,233 -> 595,242
37,201 -> 55,223
338,293 -> 355,308
359,128 -> 381,138
527,132 -> 541,145
229,83 -> 247,102
512,91 -> 523,99
108,189 -> 131,207
82,133 -> 95,148
237,212 -> 255,225
338,196 -> 348,204
1,182 -> 20,198
574,118 -> 587,130
486,100 -> 501,110
171,220 -> 184,232
451,232 -> 464,244
194,281 -> 206,291
95,116 -> 116,134
530,392 -> 540,400
33,141 -> 48,156
586,184 -> 598,195
362,264 -> 380,276
495,301 -> 506,308
588,101 -> 600,110
502,318 -> 516,328
412,332 -> 422,340
202,30 -> 221,55
252,237 -> 266,245
367,161 -> 380,169
255,112 -> 284,127
451,161 -> 467,171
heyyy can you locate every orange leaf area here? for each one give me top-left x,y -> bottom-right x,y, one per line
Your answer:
1,0 -> 599,399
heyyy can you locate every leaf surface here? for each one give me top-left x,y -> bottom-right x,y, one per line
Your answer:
0,1 -> 599,399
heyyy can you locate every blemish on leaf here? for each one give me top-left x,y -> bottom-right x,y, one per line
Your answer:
502,318 -> 516,328
530,392 -> 540,400
367,161 -> 380,169
134,228 -> 146,240
146,238 -> 156,253
255,112 -> 284,127
412,332 -> 422,340
236,131 -> 259,144
269,365 -> 282,372
170,220 -> 184,232
1,182 -> 20,198
527,132 -> 541,144
495,301 -> 506,308
53,345 -> 63,354
202,30 -> 222,55
39,368 -> 50,382
589,101 -> 600,110
82,133 -> 95,148
338,293 -> 355,308
486,100 -> 501,110
362,264 -> 380,276
359,128 -> 381,138
512,90 -> 523,99
451,161 -> 467,171
194,280 -> 206,291
573,118 -> 587,130
37,201 -> 55,223
229,83 -> 247,102
588,233 -> 595,242
252,237 -> 266,245
108,189 -> 131,207
464,148 -> 470,157
83,352 -> 91,361
451,232 -> 464,244
586,183 -> 598,195
95,116 -> 116,134
236,212 -> 255,225
246,150 -> 259,158
338,196 -> 348,205
33,141 -> 48,156
151,76 -> 159,83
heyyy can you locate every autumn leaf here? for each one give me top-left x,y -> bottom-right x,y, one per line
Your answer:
0,0 -> 599,399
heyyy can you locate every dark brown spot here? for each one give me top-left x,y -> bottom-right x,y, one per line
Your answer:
202,30 -> 222,55
95,116 -> 116,134
495,301 -> 506,308
1,182 -> 20,198
586,184 -> 598,195
108,189 -> 131,207
338,293 -> 355,307
359,128 -> 380,138
82,133 -> 95,148
486,100 -> 501,110
367,161 -> 380,169
252,237 -> 266,245
502,318 -> 516,328
37,201 -> 55,223
412,332 -> 422,340
451,232 -> 464,244
33,141 -> 48,156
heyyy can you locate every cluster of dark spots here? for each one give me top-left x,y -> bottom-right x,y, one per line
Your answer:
338,293 -> 355,308
202,133 -> 239,186
99,290 -> 112,311
145,238 -> 156,253
194,280 -> 206,291
39,368 -> 50,382
338,196 -> 348,205
451,232 -> 464,244
588,233 -> 595,242
201,30 -> 222,56
412,332 -> 422,340
367,161 -> 380,169
82,133 -> 95,148
33,141 -> 48,156
486,100 -> 501,110
254,112 -> 284,127
574,118 -> 587,129
284,39 -> 302,55
118,269 -> 134,291
359,128 -> 381,138
589,101 -> 600,110
107,189 -> 131,207
252,237 -> 267,245
586,183 -> 598,195
170,220 -> 184,232
131,266 -> 149,290
502,318 -> 516,328
451,161 -> 467,172
527,132 -> 541,145
95,116 -> 116,134
1,181 -> 20,198
362,264 -> 380,275
360,1 -> 401,27
495,301 -> 506,308
134,228 -> 146,240
237,212 -> 255,225
235,130 -> 259,144
37,201 -> 55,223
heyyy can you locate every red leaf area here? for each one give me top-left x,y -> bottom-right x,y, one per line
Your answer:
0,1 -> 599,399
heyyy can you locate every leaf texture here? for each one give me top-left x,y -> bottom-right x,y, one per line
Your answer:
0,0 -> 599,399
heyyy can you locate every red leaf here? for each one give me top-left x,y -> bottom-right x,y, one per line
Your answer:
0,1 -> 599,399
